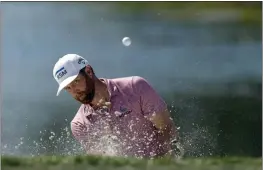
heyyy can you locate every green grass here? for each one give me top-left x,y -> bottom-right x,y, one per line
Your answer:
1,155 -> 262,170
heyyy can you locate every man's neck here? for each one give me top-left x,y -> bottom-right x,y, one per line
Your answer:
90,79 -> 109,108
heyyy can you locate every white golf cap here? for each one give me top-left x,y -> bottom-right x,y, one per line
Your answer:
53,54 -> 89,96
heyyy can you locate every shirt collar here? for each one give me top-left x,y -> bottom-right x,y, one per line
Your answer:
83,78 -> 119,116
100,78 -> 119,98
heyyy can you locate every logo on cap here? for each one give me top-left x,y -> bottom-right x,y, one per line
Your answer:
78,58 -> 86,65
55,67 -> 67,80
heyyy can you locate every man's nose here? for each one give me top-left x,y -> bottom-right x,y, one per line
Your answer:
71,86 -> 80,93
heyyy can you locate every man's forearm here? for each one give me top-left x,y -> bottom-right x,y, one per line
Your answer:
157,121 -> 178,143
148,111 -> 178,142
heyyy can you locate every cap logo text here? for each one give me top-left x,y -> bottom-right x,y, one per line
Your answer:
55,67 -> 67,79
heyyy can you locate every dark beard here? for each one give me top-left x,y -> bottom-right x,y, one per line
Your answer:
83,88 -> 95,104
82,74 -> 95,104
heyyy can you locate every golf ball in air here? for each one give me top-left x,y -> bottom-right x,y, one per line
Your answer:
122,37 -> 131,46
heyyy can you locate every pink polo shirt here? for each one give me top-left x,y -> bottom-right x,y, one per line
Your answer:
71,76 -> 170,158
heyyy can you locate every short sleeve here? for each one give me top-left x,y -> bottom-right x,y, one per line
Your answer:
132,76 -> 167,116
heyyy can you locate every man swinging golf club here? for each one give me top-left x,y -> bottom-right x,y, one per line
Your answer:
53,54 -> 182,158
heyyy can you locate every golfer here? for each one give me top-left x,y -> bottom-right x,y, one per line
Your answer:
53,54 -> 179,158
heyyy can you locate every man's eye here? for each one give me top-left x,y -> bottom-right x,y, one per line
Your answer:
74,80 -> 79,84
65,86 -> 70,91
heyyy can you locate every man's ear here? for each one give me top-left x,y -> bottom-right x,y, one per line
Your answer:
85,65 -> 94,78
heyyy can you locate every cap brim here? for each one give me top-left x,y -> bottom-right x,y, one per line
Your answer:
56,74 -> 79,96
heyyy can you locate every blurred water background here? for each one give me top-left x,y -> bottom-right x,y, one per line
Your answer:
1,2 -> 262,157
